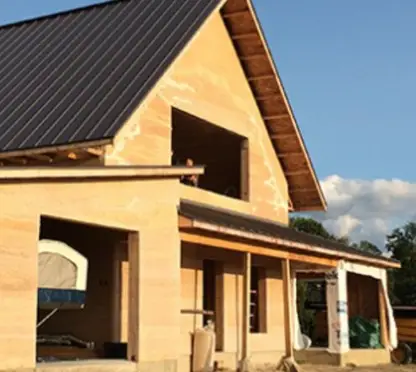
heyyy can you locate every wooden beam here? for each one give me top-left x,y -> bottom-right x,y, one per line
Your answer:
290,188 -> 317,194
277,152 -> 303,158
5,157 -> 28,165
263,114 -> 289,121
239,53 -> 266,61
231,32 -> 257,40
179,215 -> 194,228
222,0 -> 327,213
86,147 -> 104,157
0,139 -> 111,159
127,232 -> 139,362
180,231 -> 337,267
285,170 -> 309,177
241,252 -> 251,371
270,133 -> 296,140
247,74 -> 274,82
282,259 -> 294,358
29,154 -> 53,163
255,93 -> 281,101
240,139 -> 249,201
222,10 -> 249,19
378,280 -> 389,348
181,221 -> 399,268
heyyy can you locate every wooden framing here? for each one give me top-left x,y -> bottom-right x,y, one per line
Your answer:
0,165 -> 204,181
127,232 -> 139,362
179,217 -> 400,269
0,141 -> 110,166
240,139 -> 249,201
282,259 -> 294,358
241,252 -> 251,370
220,0 -> 326,211
378,280 -> 389,348
180,231 -> 337,267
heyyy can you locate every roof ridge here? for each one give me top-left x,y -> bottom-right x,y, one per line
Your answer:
0,0 -> 128,31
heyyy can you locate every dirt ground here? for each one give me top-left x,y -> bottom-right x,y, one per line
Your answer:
302,365 -> 416,372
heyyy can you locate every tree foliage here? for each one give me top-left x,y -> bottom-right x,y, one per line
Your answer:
290,215 -> 384,337
290,217 -> 349,246
289,216 -> 416,306
386,222 -> 416,305
351,240 -> 382,256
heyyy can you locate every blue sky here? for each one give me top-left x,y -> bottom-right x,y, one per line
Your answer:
1,1 -> 415,245
0,0 -> 414,182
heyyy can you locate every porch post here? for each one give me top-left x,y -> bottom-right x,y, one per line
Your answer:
282,259 -> 294,358
325,265 -> 349,354
378,280 -> 389,348
241,252 -> 251,370
128,232 -> 140,362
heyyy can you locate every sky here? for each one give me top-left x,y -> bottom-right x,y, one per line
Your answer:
1,0 -> 415,249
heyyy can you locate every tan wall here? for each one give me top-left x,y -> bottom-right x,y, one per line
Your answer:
180,243 -> 286,372
0,178 -> 181,371
106,11 -> 289,224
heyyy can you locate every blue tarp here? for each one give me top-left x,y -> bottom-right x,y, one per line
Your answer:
38,288 -> 86,306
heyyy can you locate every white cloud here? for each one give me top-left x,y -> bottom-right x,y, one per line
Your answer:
311,175 -> 416,250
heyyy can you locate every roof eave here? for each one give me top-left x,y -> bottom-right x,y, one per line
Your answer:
220,0 -> 327,211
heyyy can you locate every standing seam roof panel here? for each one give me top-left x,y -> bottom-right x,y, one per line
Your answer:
0,0 -> 221,154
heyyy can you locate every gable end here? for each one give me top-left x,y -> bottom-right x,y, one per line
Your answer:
220,0 -> 326,212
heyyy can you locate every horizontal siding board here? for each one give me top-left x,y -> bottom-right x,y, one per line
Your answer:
0,0 -> 220,154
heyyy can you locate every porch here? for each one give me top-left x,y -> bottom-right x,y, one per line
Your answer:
178,200 -> 399,369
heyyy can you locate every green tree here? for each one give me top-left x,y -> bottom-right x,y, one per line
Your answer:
290,216 -> 332,239
290,217 -> 334,338
386,222 -> 416,305
290,216 -> 350,244
351,240 -> 382,256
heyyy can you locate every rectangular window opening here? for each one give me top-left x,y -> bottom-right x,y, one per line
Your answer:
171,108 -> 249,200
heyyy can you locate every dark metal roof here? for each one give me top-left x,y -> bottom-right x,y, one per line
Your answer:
179,199 -> 399,266
0,0 -> 220,155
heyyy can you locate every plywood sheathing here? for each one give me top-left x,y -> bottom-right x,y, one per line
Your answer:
220,0 -> 326,212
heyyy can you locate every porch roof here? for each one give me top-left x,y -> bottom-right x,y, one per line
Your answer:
179,200 -> 400,269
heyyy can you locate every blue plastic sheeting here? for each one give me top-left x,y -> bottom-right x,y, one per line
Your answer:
38,288 -> 86,306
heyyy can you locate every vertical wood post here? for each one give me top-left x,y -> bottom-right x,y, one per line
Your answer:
378,280 -> 389,348
282,259 -> 294,358
111,241 -> 122,342
241,252 -> 251,369
127,232 -> 139,362
240,139 -> 249,201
